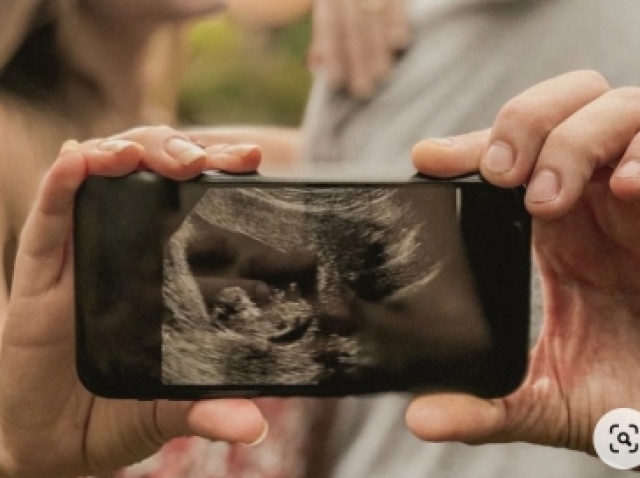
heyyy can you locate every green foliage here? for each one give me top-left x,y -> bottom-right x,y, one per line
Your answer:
179,15 -> 312,127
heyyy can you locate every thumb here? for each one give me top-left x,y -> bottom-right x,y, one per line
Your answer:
405,393 -> 509,445
91,399 -> 268,471
411,130 -> 490,178
11,142 -> 85,297
156,399 -> 268,446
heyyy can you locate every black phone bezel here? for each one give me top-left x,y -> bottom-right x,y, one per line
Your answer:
74,172 -> 531,399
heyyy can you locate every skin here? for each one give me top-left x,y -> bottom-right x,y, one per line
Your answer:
7,68 -> 640,476
0,127 -> 268,478
407,70 -> 640,457
308,0 -> 410,98
0,4 -> 305,474
227,0 -> 313,27
0,0 -> 301,334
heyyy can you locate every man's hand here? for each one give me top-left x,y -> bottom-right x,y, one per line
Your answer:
408,70 -> 640,454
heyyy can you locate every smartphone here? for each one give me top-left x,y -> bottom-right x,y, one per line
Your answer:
74,171 -> 530,399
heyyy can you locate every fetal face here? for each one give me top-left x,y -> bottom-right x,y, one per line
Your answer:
161,186 -> 489,387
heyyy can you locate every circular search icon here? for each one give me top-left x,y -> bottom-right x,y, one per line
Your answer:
594,408 -> 640,470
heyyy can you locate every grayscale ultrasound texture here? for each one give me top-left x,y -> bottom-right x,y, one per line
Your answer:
161,185 -> 484,386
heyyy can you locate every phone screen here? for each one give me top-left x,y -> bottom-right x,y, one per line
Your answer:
74,173 -> 530,399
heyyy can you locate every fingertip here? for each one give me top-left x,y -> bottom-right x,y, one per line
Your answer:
60,139 -> 81,154
611,160 -> 640,201
155,155 -> 209,181
241,421 -> 269,447
406,394 -> 504,444
207,145 -> 262,173
479,140 -> 546,189
325,67 -> 346,92
187,399 -> 267,445
405,394 -> 454,441
350,77 -> 376,99
479,141 -> 516,184
524,169 -> 585,220
97,139 -> 145,156
411,138 -> 477,177
165,137 -> 208,166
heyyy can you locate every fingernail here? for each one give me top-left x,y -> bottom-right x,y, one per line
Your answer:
242,422 -> 269,447
165,137 -> 207,165
616,160 -> 640,179
218,143 -> 260,157
429,137 -> 454,147
98,139 -> 144,153
60,139 -> 80,153
207,143 -> 259,157
484,142 -> 514,174
527,170 -> 560,203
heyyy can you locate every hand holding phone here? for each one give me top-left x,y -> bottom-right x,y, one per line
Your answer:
1,128 -> 267,478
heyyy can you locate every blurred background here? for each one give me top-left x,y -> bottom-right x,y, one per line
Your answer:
179,9 -> 312,127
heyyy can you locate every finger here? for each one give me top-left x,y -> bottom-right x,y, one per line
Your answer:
411,130 -> 490,177
202,143 -> 261,172
480,70 -> 610,187
185,400 -> 268,445
343,0 -> 377,98
72,138 -> 146,177
610,132 -> 640,200
11,142 -> 85,296
310,0 -> 345,89
109,126 -> 209,180
75,132 -> 207,181
406,394 -> 508,444
385,0 -> 411,50
358,0 -> 393,89
147,399 -> 267,449
525,86 -> 640,218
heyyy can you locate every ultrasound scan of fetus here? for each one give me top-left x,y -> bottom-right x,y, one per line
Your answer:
161,184 -> 491,389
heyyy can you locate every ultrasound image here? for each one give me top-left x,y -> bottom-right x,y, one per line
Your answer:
162,185 -> 489,387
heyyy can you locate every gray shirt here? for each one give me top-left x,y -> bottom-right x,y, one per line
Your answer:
302,1 -> 640,477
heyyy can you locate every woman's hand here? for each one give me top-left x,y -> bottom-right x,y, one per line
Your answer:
0,126 -> 267,478
308,0 -> 410,98
408,70 -> 640,455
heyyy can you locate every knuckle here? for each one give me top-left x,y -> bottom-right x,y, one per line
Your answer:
545,125 -> 580,151
496,98 -> 536,126
155,124 -> 179,137
495,99 -> 558,144
546,126 -> 603,170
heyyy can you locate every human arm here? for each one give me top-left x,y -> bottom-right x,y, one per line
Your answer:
0,127 -> 268,478
407,70 -> 640,456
